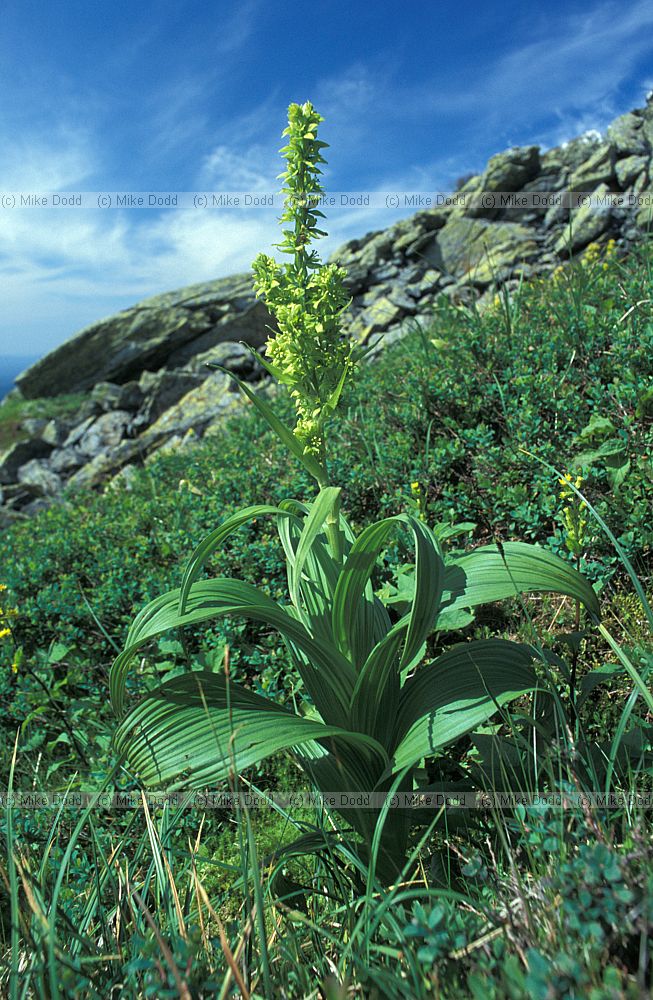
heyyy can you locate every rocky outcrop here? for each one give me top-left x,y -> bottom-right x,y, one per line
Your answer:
1,95 -> 653,523
15,274 -> 273,399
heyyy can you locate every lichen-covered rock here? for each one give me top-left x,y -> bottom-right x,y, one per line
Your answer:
540,134 -> 603,182
635,187 -> 653,229
554,183 -> 615,254
188,341 -> 265,381
133,370 -> 204,428
0,439 -> 53,484
569,144 -> 615,190
41,419 -> 73,447
356,296 -> 407,340
607,111 -> 649,155
62,417 -> 96,449
20,418 -> 48,437
409,268 -> 441,295
14,273 -> 273,399
49,447 -> 87,474
90,382 -> 124,411
16,460 -> 62,496
485,145 -> 541,191
77,411 -> 132,455
138,372 -> 237,444
67,441 -> 144,490
466,146 -> 541,219
615,155 -> 649,189
419,217 -> 538,284
1,481 -> 45,510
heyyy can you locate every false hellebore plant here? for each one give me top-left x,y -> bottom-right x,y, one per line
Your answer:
110,102 -> 600,884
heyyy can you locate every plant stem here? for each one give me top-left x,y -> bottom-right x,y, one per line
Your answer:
569,555 -> 581,724
317,453 -> 344,565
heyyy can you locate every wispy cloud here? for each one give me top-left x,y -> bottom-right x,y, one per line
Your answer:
375,0 -> 653,145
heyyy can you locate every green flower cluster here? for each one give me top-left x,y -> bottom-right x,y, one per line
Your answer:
252,101 -> 355,459
558,472 -> 588,557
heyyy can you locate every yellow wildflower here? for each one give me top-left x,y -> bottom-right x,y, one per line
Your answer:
0,627 -> 11,640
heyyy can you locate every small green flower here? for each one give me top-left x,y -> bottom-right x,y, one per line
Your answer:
409,480 -> 427,522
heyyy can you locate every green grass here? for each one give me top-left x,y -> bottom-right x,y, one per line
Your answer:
0,392 -> 88,451
0,238 -> 652,997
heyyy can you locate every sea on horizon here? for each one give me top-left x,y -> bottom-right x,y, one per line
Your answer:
0,355 -> 38,400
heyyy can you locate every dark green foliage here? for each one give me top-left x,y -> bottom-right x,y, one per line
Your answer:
402,805 -> 652,998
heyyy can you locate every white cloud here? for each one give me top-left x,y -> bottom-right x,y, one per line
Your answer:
0,130 -> 94,192
199,143 -> 275,190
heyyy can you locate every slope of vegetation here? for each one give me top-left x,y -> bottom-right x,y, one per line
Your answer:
0,239 -> 652,997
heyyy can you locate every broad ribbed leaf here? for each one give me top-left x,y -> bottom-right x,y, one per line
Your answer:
114,672 -> 388,789
291,487 -> 341,609
333,515 -> 443,670
179,503 -> 297,615
439,542 -> 600,624
332,516 -> 397,663
294,735 -> 389,797
110,579 -> 357,726
277,506 -> 341,644
400,518 -> 445,672
386,639 -> 538,777
350,625 -> 405,743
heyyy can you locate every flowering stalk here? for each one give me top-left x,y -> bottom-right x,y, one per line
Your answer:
251,101 -> 358,562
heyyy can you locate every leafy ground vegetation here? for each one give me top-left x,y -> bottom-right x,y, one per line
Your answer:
1,235 -> 652,996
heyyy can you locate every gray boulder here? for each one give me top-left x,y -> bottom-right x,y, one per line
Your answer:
615,155 -> 649,189
20,418 -> 48,437
607,112 -> 649,156
17,460 -> 62,496
554,183 -> 615,254
49,447 -> 87,474
14,273 -> 274,399
76,411 -> 132,455
569,144 -> 615,190
0,439 -> 53,484
133,370 -> 204,429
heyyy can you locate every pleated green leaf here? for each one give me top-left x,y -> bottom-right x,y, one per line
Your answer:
399,518 -> 445,673
276,504 -> 341,644
387,639 -> 538,777
114,671 -> 388,789
439,541 -> 600,624
179,503 -> 297,615
332,516 -> 397,664
110,578 -> 357,727
349,625 -> 405,743
290,487 -> 341,610
332,514 -> 443,670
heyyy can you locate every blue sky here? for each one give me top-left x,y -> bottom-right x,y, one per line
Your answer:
2,0 -> 653,360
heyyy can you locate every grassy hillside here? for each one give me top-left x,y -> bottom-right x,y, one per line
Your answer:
0,238 -> 652,997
